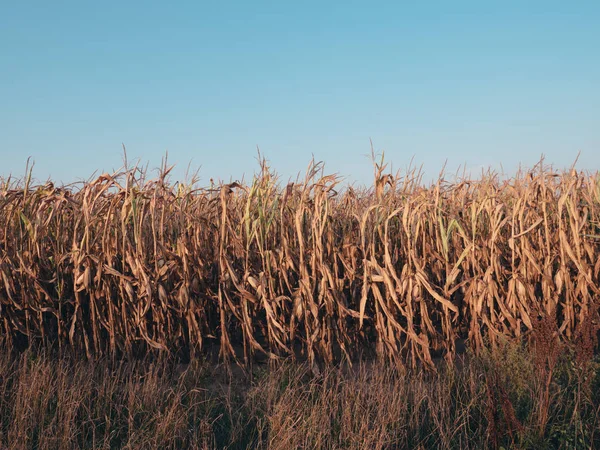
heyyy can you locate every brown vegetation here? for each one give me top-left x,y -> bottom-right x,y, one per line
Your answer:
0,157 -> 599,370
1,342 -> 599,449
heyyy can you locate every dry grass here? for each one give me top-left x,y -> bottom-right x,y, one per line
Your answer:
1,343 -> 599,449
1,156 -> 599,372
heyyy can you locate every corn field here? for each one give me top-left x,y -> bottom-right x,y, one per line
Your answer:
1,158 -> 599,369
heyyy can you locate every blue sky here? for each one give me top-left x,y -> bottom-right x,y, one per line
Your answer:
1,1 -> 599,186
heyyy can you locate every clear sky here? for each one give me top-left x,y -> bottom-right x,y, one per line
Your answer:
1,1 -> 599,186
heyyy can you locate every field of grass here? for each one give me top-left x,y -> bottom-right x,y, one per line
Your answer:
1,156 -> 600,448
1,342 -> 599,449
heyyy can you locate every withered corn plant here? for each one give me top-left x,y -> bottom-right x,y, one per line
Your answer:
0,157 -> 599,369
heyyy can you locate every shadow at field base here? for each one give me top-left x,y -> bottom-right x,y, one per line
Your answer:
180,336 -> 472,378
